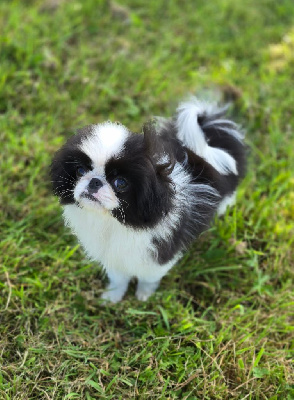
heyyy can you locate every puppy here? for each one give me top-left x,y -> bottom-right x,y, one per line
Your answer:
51,98 -> 246,302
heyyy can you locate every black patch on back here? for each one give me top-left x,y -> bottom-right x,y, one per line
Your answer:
150,111 -> 247,265
152,151 -> 221,265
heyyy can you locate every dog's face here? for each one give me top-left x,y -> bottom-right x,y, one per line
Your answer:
51,122 -> 174,228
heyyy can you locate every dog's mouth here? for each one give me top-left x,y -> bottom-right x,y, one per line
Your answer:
80,192 -> 101,203
76,188 -> 118,211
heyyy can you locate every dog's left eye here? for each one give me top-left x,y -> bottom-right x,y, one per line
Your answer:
76,166 -> 87,177
113,177 -> 128,192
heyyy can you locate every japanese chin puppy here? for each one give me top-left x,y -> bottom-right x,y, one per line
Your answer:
51,97 -> 246,303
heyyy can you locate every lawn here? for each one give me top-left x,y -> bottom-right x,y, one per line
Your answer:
0,0 -> 293,399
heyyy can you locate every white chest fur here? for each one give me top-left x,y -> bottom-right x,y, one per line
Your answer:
63,204 -> 177,282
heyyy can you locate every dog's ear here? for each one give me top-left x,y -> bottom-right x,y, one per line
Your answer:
142,119 -> 159,157
142,119 -> 175,181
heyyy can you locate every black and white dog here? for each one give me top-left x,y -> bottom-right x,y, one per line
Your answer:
51,97 -> 246,302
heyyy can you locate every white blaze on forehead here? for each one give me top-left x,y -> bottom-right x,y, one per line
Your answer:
79,122 -> 129,170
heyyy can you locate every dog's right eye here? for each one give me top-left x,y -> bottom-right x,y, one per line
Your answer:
76,166 -> 87,177
113,177 -> 129,192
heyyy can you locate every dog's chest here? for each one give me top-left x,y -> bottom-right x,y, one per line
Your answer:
62,205 -> 161,277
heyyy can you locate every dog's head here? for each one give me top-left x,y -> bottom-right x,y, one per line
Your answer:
50,122 -> 174,228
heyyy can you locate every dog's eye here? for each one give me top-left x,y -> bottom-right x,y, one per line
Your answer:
113,177 -> 128,192
76,166 -> 87,177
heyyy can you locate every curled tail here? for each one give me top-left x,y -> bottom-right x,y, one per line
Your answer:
176,97 -> 245,176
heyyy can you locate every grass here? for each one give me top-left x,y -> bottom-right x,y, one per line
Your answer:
0,0 -> 293,399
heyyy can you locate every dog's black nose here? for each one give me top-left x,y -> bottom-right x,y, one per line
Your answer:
88,178 -> 103,193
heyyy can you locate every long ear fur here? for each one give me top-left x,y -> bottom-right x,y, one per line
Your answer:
142,120 -> 175,181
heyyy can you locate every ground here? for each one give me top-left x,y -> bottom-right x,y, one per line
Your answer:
0,0 -> 293,399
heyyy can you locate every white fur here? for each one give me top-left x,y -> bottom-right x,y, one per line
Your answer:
74,122 -> 129,212
63,161 -> 220,302
79,122 -> 129,175
152,162 -> 220,247
217,192 -> 236,216
176,98 -> 238,175
136,280 -> 160,301
74,170 -> 119,211
63,204 -> 178,302
60,106 -> 241,302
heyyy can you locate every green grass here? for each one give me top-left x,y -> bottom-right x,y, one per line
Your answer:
0,0 -> 293,399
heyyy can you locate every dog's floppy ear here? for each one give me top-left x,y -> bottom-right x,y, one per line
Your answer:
142,119 -> 175,180
129,120 -> 174,225
142,119 -> 160,156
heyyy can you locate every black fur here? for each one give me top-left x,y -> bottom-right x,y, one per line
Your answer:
149,110 -> 246,265
105,132 -> 174,228
51,107 -> 246,266
50,126 -> 94,205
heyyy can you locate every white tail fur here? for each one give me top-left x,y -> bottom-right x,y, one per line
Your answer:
176,98 -> 239,175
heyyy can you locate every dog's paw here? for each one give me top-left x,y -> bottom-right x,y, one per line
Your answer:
136,280 -> 159,301
101,289 -> 124,303
135,289 -> 152,302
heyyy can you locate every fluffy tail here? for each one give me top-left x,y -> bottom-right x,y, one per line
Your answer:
176,97 -> 244,175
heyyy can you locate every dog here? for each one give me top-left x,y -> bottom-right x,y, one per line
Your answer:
50,97 -> 246,302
